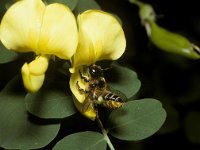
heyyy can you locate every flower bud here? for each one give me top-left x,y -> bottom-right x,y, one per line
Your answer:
148,21 -> 200,59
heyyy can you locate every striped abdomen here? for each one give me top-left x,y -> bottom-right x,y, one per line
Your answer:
102,92 -> 124,109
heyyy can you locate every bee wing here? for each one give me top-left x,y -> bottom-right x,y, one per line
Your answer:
106,85 -> 127,102
82,95 -> 95,113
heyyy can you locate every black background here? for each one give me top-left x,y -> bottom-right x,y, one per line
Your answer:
97,0 -> 200,149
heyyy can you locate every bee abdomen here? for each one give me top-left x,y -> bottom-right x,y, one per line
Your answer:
102,93 -> 124,109
104,93 -> 123,102
102,100 -> 124,109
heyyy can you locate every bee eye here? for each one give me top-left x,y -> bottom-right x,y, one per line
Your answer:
89,65 -> 103,78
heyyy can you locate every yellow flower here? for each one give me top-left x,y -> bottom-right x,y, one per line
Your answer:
70,10 -> 126,73
70,66 -> 97,120
0,0 -> 78,92
70,10 -> 126,120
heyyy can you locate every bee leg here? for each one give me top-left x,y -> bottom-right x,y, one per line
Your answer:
76,81 -> 89,94
79,70 -> 89,83
93,102 -> 100,120
82,95 -> 99,116
82,96 -> 94,113
93,99 -> 102,105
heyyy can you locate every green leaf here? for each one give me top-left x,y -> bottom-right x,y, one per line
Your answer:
158,104 -> 179,134
53,131 -> 107,150
74,0 -> 101,14
0,77 -> 60,149
0,42 -> 18,64
4,0 -> 17,9
0,0 -> 17,19
25,83 -> 76,119
45,0 -> 79,10
57,60 -> 71,76
184,111 -> 200,144
108,99 -> 166,141
106,64 -> 141,99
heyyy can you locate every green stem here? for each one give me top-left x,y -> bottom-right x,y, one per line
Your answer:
96,114 -> 115,150
129,0 -> 156,24
129,0 -> 143,7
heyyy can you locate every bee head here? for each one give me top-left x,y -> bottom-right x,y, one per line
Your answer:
89,64 -> 103,78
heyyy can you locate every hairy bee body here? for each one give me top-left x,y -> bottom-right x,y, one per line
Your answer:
77,64 -> 124,112
101,92 -> 123,108
88,82 -> 123,109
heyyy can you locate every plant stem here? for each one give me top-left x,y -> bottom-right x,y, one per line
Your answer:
129,0 -> 143,7
96,114 -> 115,150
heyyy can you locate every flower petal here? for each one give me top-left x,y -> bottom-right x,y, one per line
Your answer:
28,55 -> 49,75
70,66 -> 97,120
72,10 -> 126,69
21,55 -> 49,93
0,0 -> 45,52
0,0 -> 78,59
73,96 -> 96,121
38,3 -> 78,59
70,67 -> 87,103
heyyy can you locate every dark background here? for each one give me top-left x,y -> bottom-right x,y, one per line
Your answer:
1,0 -> 200,149
96,0 -> 200,149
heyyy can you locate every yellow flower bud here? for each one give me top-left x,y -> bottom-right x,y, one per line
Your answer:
148,21 -> 200,59
21,56 -> 48,93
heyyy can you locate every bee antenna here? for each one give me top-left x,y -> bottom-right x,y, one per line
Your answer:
102,66 -> 112,71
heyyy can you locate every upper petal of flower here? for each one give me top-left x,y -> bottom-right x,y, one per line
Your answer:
0,0 -> 45,52
38,3 -> 78,59
0,0 -> 78,59
71,10 -> 126,70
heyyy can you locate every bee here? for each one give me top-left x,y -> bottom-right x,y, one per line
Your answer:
76,64 -> 124,112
